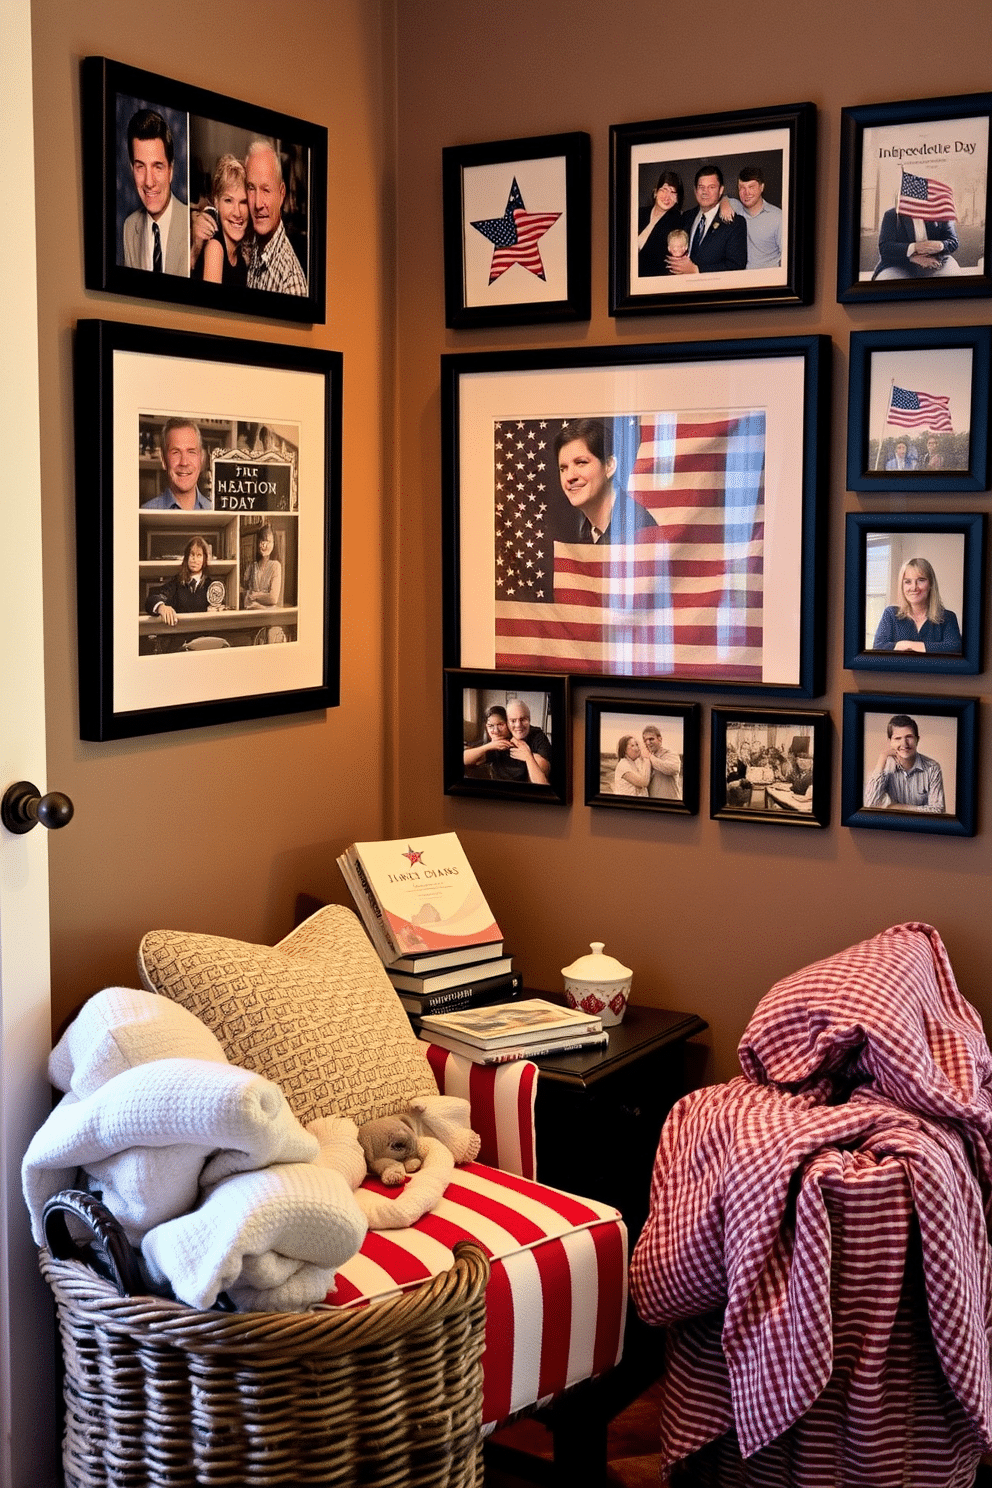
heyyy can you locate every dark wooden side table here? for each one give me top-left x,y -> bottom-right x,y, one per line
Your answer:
529,1000 -> 708,1245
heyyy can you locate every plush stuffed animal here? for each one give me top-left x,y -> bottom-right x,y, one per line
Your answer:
403,1095 -> 481,1165
356,1116 -> 425,1186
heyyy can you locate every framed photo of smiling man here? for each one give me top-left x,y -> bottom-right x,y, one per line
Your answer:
841,693 -> 977,836
82,56 -> 327,324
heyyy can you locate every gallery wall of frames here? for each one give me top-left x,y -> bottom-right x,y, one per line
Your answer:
86,54 -> 990,836
440,93 -> 990,836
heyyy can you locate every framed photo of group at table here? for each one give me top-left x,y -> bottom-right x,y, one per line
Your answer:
442,668 -> 569,805
609,101 -> 816,316
846,325 -> 991,493
710,708 -> 831,827
844,512 -> 985,675
584,697 -> 699,815
441,336 -> 829,699
81,56 -> 327,323
74,319 -> 341,741
837,91 -> 992,304
841,693 -> 977,836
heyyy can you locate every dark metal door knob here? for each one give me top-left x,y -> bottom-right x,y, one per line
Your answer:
1,781 -> 75,835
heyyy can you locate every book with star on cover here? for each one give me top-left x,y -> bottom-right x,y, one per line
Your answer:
337,832 -> 502,965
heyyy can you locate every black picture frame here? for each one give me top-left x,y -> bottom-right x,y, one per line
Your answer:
443,669 -> 569,804
82,56 -> 327,324
837,92 -> 992,305
844,512 -> 985,675
441,336 -> 829,698
442,132 -> 590,329
584,697 -> 699,815
842,693 -> 977,835
710,707 -> 831,827
609,102 -> 816,316
74,319 -> 341,741
847,325 -> 991,493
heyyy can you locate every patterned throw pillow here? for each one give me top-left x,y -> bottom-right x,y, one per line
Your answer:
137,905 -> 436,1128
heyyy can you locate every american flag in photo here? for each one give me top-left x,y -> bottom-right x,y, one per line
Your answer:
897,169 -> 957,222
493,412 -> 765,680
888,385 -> 953,431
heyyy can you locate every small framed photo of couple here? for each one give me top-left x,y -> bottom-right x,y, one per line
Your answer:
844,512 -> 986,676
81,56 -> 328,324
441,132 -> 591,329
443,669 -> 570,805
837,92 -> 992,304
710,708 -> 831,828
75,319 -> 342,741
609,101 -> 816,315
841,694 -> 977,836
584,698 -> 700,815
846,326 -> 991,493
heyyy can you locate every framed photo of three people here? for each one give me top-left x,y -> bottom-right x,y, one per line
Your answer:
82,57 -> 328,324
610,102 -> 816,315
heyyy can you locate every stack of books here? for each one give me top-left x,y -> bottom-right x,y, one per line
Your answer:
337,831 -> 524,1024
415,998 -> 608,1066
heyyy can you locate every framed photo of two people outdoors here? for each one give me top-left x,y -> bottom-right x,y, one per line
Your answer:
74,320 -> 342,741
81,56 -> 327,324
609,102 -> 816,315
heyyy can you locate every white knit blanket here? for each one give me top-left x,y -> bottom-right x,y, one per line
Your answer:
22,1056 -> 320,1245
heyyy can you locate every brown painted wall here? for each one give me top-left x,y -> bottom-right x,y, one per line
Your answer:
392,0 -> 992,1082
32,0 -> 395,1033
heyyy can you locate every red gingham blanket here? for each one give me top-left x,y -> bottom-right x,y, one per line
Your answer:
630,923 -> 992,1472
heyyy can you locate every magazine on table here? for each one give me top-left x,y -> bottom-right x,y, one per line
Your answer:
417,997 -> 602,1049
337,831 -> 501,965
419,1027 -> 609,1065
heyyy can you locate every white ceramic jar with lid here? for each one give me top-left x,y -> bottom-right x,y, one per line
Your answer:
560,941 -> 632,1026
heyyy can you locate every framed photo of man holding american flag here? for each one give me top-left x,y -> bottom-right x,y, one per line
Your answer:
441,337 -> 829,697
837,92 -> 992,303
846,325 -> 991,493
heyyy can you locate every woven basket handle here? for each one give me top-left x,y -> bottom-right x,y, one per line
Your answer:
42,1189 -> 145,1298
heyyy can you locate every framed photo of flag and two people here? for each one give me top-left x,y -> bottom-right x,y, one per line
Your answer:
846,325 -> 991,493
837,92 -> 992,304
441,337 -> 829,699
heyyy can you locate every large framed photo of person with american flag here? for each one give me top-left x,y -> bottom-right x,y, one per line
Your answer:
837,92 -> 992,304
441,337 -> 829,697
846,325 -> 991,493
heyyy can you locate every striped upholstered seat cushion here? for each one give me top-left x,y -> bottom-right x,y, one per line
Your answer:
324,1161 -> 627,1427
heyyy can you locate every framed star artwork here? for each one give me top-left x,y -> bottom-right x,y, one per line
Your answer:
442,133 -> 590,328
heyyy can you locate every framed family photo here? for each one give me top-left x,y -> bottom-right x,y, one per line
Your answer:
584,698 -> 699,815
609,102 -> 816,315
841,693 -> 977,836
443,669 -> 569,804
82,56 -> 327,323
846,325 -> 991,493
837,92 -> 992,304
74,319 -> 341,741
441,336 -> 829,697
710,707 -> 831,827
844,512 -> 985,675
442,132 -> 590,329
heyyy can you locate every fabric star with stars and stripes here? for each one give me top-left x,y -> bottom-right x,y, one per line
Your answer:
471,178 -> 561,284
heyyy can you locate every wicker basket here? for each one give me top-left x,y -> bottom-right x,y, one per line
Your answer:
39,1237 -> 489,1487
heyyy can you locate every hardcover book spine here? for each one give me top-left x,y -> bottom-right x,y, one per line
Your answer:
351,853 -> 399,959
399,970 -> 523,1016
